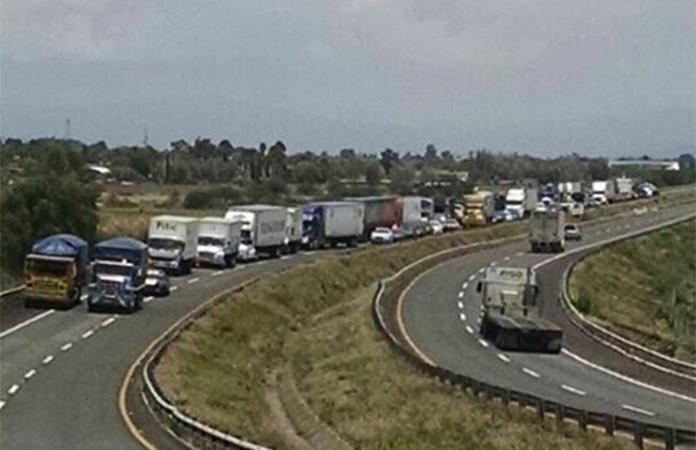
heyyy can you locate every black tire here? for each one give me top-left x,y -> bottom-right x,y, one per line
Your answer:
71,286 -> 82,306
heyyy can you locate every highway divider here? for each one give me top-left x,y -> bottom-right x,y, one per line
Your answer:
373,220 -> 696,450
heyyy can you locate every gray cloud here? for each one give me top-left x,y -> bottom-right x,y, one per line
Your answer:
1,0 -> 694,156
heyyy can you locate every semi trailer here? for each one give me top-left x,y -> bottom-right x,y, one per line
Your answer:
529,207 -> 565,253
225,205 -> 287,258
302,202 -> 364,249
477,266 -> 562,353
343,196 -> 401,239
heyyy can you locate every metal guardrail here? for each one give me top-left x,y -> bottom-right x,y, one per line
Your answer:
372,251 -> 696,450
560,217 -> 696,379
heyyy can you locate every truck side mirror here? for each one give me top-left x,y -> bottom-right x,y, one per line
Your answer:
476,281 -> 482,293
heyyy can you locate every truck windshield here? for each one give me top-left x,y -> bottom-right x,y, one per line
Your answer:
94,263 -> 134,277
26,259 -> 71,277
240,230 -> 252,245
149,238 -> 184,251
198,236 -> 225,246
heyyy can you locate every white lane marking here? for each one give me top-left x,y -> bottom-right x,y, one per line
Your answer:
458,291 -> 464,299
187,277 -> 200,284
459,313 -> 466,321
497,353 -> 511,363
80,294 -> 89,301
503,256 -> 511,262
478,338 -> 489,348
24,369 -> 37,380
621,404 -> 656,417
42,355 -> 54,365
457,301 -> 464,309
516,251 -> 524,256
101,317 -> 116,327
0,401 -> 5,410
561,349 -> 696,403
465,325 -> 474,334
468,274 -> 476,281
81,330 -> 94,339
478,267 -> 485,274
561,384 -> 586,396
8,384 -> 20,396
61,343 -> 73,352
0,309 -> 56,339
144,296 -> 154,303
211,270 -> 224,277
489,261 -> 497,267
170,286 -> 179,291
462,282 -> 468,290
280,255 -> 290,260
522,367 -> 540,378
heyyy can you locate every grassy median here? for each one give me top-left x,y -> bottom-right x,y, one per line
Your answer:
569,219 -> 696,362
156,218 -> 634,450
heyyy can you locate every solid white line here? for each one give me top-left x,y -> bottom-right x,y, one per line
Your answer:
61,343 -> 73,352
497,353 -> 511,363
81,330 -> 94,339
621,404 -> 656,417
459,313 -> 466,321
8,384 -> 20,396
561,384 -> 586,396
561,349 -> 696,403
24,369 -> 36,380
457,301 -> 464,309
465,325 -> 474,334
170,286 -> 179,291
144,296 -> 154,303
462,282 -> 468,290
101,317 -> 116,327
478,338 -> 489,348
187,277 -> 199,284
42,355 -> 54,365
458,291 -> 464,299
211,270 -> 224,277
522,367 -> 540,378
0,309 -> 56,339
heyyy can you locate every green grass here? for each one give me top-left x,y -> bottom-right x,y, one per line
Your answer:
156,221 -> 632,449
569,220 -> 696,362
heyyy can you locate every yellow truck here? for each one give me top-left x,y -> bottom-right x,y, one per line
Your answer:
461,191 -> 494,227
24,234 -> 89,308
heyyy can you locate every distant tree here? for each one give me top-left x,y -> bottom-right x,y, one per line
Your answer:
365,161 -> 383,187
339,148 -> 356,159
294,161 -> 322,184
380,148 -> 399,175
390,165 -> 415,194
267,140 -> 287,179
424,144 -> 438,162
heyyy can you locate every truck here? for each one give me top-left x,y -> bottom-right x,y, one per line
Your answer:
302,202 -> 364,249
148,215 -> 198,275
505,187 -> 537,219
343,196 -> 401,239
225,205 -> 287,258
196,217 -> 242,268
400,196 -> 434,224
477,266 -> 562,353
23,234 -> 89,309
529,207 -> 565,253
591,180 -> 616,205
461,191 -> 494,227
284,207 -> 303,254
614,176 -> 634,202
87,237 -> 148,313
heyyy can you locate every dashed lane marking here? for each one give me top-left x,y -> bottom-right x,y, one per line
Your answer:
60,343 -> 73,352
457,301 -> 464,309
459,313 -> 466,321
465,325 -> 474,334
489,261 -> 497,266
478,267 -> 485,274
458,291 -> 464,299
497,353 -> 511,363
0,401 -> 5,410
170,286 -> 179,292
503,256 -> 511,262
80,294 -> 89,301
478,338 -> 489,348
0,309 -> 56,339
522,367 -> 540,378
462,282 -> 468,290
187,277 -> 200,284
280,255 -> 291,260
561,384 -> 586,396
144,296 -> 154,303
468,274 -> 476,281
621,404 -> 656,417
8,385 -> 20,396
81,330 -> 94,339
24,369 -> 36,380
211,270 -> 224,277
516,251 -> 524,256
42,355 -> 54,365
101,317 -> 116,327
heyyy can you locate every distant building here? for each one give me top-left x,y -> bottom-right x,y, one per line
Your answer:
608,159 -> 680,171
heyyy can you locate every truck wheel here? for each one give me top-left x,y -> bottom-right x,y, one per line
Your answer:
72,287 -> 82,306
348,238 -> 358,248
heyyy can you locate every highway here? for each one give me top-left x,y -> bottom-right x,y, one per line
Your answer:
401,202 -> 696,431
0,197 -> 693,449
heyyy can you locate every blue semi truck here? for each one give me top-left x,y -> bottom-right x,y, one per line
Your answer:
87,237 -> 148,313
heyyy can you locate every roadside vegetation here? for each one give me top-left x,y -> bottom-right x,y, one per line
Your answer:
156,222 -> 628,450
570,220 -> 696,362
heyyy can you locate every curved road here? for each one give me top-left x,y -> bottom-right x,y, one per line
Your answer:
401,203 -> 696,430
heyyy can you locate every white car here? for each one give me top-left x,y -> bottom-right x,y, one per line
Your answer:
370,227 -> 394,244
429,220 -> 444,234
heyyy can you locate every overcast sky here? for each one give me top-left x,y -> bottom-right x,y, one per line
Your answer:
1,1 -> 694,157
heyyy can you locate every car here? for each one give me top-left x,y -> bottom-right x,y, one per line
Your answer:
144,268 -> 170,296
443,218 -> 462,232
370,227 -> 395,244
429,220 -> 444,234
563,223 -> 582,241
491,209 -> 513,223
391,226 -> 409,241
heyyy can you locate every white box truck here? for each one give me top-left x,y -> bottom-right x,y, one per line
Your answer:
505,188 -> 537,219
197,217 -> 242,268
614,177 -> 634,202
591,180 -> 616,205
225,205 -> 287,258
284,207 -> 303,254
301,202 -> 364,249
529,208 -> 565,253
148,216 -> 198,275
401,196 -> 434,224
